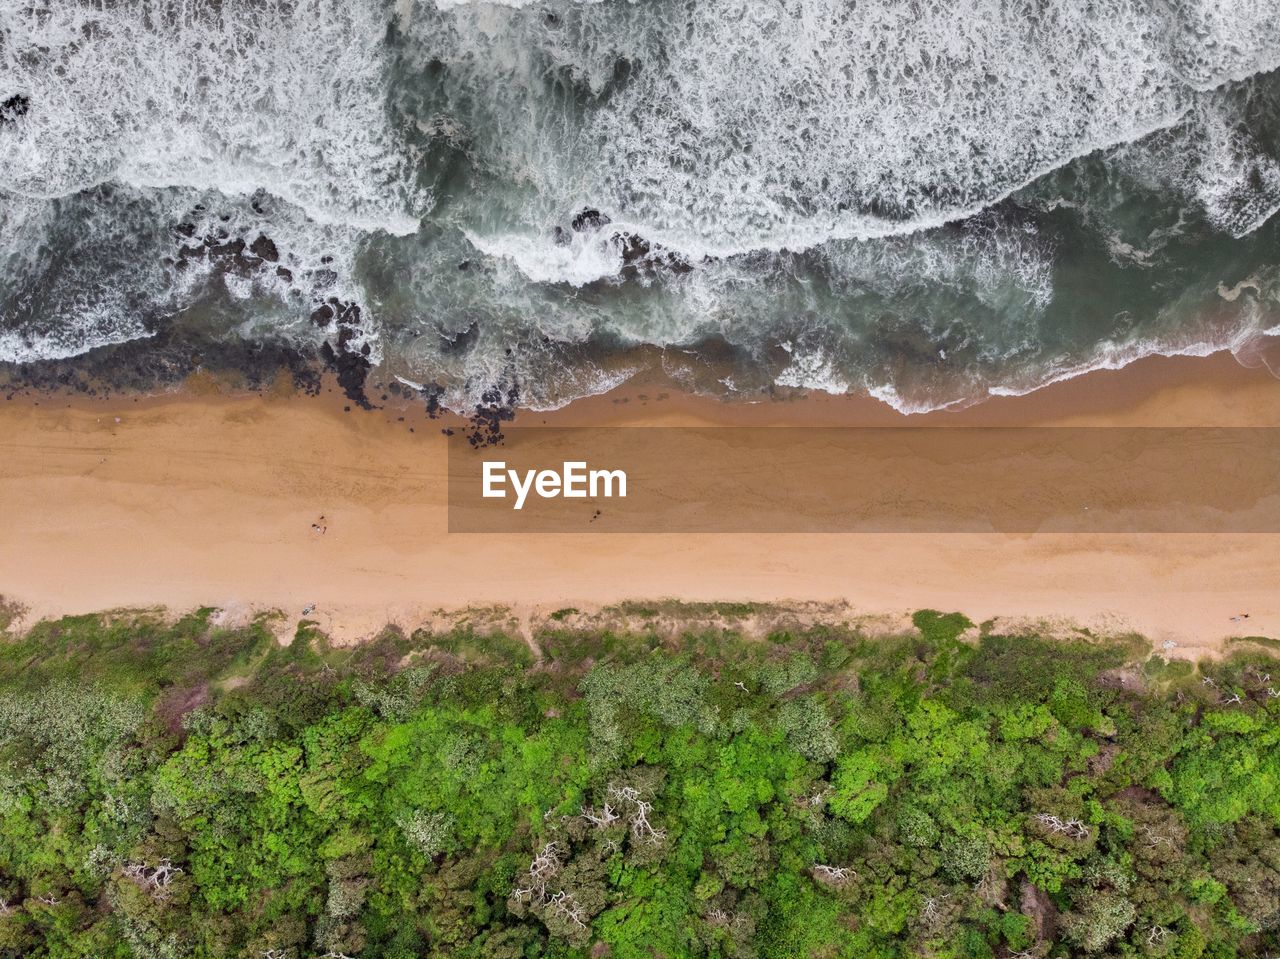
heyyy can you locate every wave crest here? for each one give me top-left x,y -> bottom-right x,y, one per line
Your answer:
0,0 -> 428,233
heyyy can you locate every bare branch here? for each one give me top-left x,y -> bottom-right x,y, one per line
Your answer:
513,841 -> 563,904
547,890 -> 588,930
920,893 -> 950,923
580,802 -> 620,828
607,784 -> 667,845
122,858 -> 183,900
1142,827 -> 1173,849
1034,813 -> 1089,839
812,863 -> 854,887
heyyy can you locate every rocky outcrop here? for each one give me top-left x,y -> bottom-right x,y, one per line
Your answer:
250,235 -> 279,262
614,230 -> 693,280
167,216 -> 375,410
466,383 -> 519,448
563,207 -> 695,280
311,298 -> 374,410
169,221 -> 284,279
0,93 -> 29,126
572,208 -> 611,232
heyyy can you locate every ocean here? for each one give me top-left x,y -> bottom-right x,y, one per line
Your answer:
2,0 -> 1280,412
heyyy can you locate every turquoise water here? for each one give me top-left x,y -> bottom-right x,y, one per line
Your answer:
2,0 -> 1280,410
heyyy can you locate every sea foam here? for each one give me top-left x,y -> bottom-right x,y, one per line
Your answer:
2,0 -> 1279,414
414,0 -> 1280,269
0,0 -> 427,232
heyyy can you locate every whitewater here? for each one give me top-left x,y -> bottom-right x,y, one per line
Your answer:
2,0 -> 1280,411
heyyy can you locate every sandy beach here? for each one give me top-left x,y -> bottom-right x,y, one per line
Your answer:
2,348 -> 1279,656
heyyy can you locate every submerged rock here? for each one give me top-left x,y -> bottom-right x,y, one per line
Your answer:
170,224 -> 289,280
156,215 -> 376,410
572,208 -> 611,232
467,383 -> 519,448
613,231 -> 693,280
0,93 -> 30,126
314,297 -> 375,410
207,237 -> 246,258
250,235 -> 279,262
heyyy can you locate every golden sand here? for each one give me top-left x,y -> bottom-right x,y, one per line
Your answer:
1,350 -> 1278,655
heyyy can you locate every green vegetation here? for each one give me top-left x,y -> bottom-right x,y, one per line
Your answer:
1,608 -> 1279,957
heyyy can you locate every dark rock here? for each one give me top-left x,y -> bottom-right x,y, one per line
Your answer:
250,235 -> 279,262
423,383 -> 444,418
553,226 -> 572,246
464,381 -> 519,448
231,254 -> 261,276
319,338 -> 374,410
617,232 -> 650,262
316,300 -> 376,410
275,266 -> 294,283
207,237 -> 246,257
572,208 -> 611,232
612,231 -> 694,280
0,94 -> 30,126
335,300 -> 361,326
0,317 -> 325,399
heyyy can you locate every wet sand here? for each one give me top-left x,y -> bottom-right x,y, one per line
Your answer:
2,349 -> 1279,656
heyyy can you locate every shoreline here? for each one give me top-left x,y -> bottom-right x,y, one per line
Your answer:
2,347 -> 1280,655
7,333 -> 1280,428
